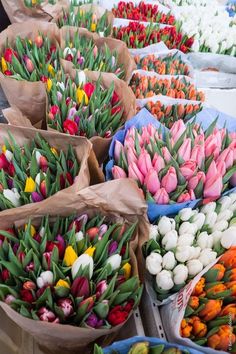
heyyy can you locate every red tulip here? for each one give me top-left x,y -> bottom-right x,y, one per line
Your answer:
4,70 -> 13,76
39,156 -> 48,171
63,119 -> 78,135
71,276 -> 90,298
86,227 -> 99,240
25,57 -> 34,73
40,75 -> 48,83
23,281 -> 36,290
83,82 -> 95,98
35,35 -> 43,48
8,163 -> 15,177
43,251 -> 52,269
40,180 -> 47,198
4,48 -> 17,63
96,280 -> 108,298
37,307 -> 59,322
112,91 -> 120,106
111,106 -> 122,115
20,289 -> 34,303
0,153 -> 9,170
50,105 -> 60,116
66,172 -> 73,185
1,269 -> 10,282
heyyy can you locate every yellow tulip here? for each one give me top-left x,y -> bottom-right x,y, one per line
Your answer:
32,0 -> 37,4
2,145 -> 6,153
63,246 -> 78,266
76,88 -> 89,105
50,147 -> 58,156
99,61 -> 104,71
25,224 -> 36,237
90,23 -> 97,32
1,57 -> 8,73
122,263 -> 131,280
28,39 -> 32,45
69,42 -> 73,49
84,246 -> 96,257
55,279 -> 70,289
80,10 -> 84,16
47,78 -> 52,92
48,64 -> 55,77
24,177 -> 36,193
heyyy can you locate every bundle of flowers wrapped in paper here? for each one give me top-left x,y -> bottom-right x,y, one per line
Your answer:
138,100 -> 202,128
130,72 -> 205,101
57,5 -> 112,37
107,110 -> 236,217
0,32 -> 59,87
112,1 -> 176,25
47,71 -> 130,138
0,213 -> 142,328
134,53 -> 191,76
113,22 -> 194,52
144,192 -> 236,301
179,248 -> 236,351
0,131 -> 81,209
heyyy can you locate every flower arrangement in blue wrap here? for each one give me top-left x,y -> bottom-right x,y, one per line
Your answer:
226,0 -> 236,17
106,108 -> 236,222
94,336 -> 203,354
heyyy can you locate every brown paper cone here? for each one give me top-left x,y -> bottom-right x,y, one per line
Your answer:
0,21 -> 60,128
0,179 -> 148,354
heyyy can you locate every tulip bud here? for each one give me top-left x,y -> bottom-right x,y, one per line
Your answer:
0,153 -> 9,170
199,249 -> 217,267
40,180 -> 47,198
57,298 -> 74,318
86,313 -> 103,328
162,251 -> 176,270
72,254 -> 93,279
177,234 -> 194,247
25,57 -> 34,73
35,35 -> 43,48
5,294 -> 16,305
221,227 -> 236,249
86,227 -> 99,240
71,276 -> 90,298
23,281 -> 36,290
106,254 -> 121,271
79,296 -> 94,312
149,225 -> 159,240
187,259 -> 203,277
94,300 -> 109,319
156,270 -> 174,291
36,270 -> 53,288
179,208 -> 195,222
162,230 -> 178,251
173,264 -> 188,285
96,280 -> 107,298
37,307 -> 58,323
108,241 -> 118,255
158,216 -> 174,236
31,192 -> 44,203
146,252 -> 162,275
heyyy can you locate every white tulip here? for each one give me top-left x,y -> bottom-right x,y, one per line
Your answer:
149,225 -> 159,240
37,271 -> 53,288
72,254 -> 94,279
173,265 -> 188,285
189,246 -> 201,260
162,252 -> 176,270
197,232 -> 213,250
75,231 -> 84,242
179,208 -> 195,221
35,151 -> 42,165
204,212 -> 218,228
156,270 -> 174,291
77,71 -> 86,85
179,222 -> 197,236
3,189 -> 21,207
187,259 -> 203,277
39,227 -> 45,237
107,254 -> 122,271
158,216 -> 172,235
191,213 -> 205,230
177,234 -> 194,247
199,249 -> 217,267
217,210 -> 233,223
218,196 -> 232,212
212,231 -> 223,246
175,246 -> 192,263
201,202 -> 216,215
35,172 -> 46,186
221,227 -> 236,249
162,230 -> 178,251
146,252 -> 163,275
63,47 -> 74,58
5,150 -> 13,162
212,220 -> 228,233
57,82 -> 65,91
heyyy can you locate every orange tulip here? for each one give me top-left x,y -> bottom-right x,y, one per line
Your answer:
198,299 -> 223,321
180,319 -> 193,338
210,263 -> 226,281
219,247 -> 236,269
192,318 -> 207,338
206,283 -> 227,297
188,296 -> 199,310
225,281 -> 236,296
227,268 -> 236,281
220,304 -> 236,320
207,325 -> 236,351
192,277 -> 205,296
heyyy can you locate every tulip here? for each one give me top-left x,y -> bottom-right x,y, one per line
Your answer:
0,153 -> 9,170
204,173 -> 223,199
68,107 -> 77,120
4,150 -> 13,162
191,213 -> 205,230
180,160 -> 197,180
96,280 -> 108,298
106,254 -> 121,271
205,134 -> 220,158
86,227 -> 99,241
161,167 -> 177,193
173,264 -> 188,285
122,263 -> 131,280
206,283 -> 227,297
162,230 -> 178,251
156,270 -> 174,291
188,296 -> 199,310
72,254 -> 94,279
198,299 -> 223,321
36,270 -> 53,288
20,289 -> 34,303
5,294 -> 16,305
206,160 -> 218,181
55,279 -> 70,289
199,249 -> 217,267
175,246 -> 192,263
25,57 -> 34,73
180,319 -> 193,338
144,168 -> 160,195
84,246 -> 96,257
1,269 -> 10,282
154,188 -> 169,204
177,234 -> 194,247
76,88 -> 89,105
162,251 -> 176,270
83,82 -> 95,98
137,149 -> 152,176
128,162 -> 144,184
197,232 -> 213,249
179,222 -> 197,236
220,304 -> 236,320
158,216 -> 175,235
178,138 -> 191,162
207,325 -> 235,351
220,226 -> 236,249
70,214 -> 88,232
4,48 -> 17,63
108,241 -> 118,255
63,119 -> 78,135
146,252 -> 162,275
57,298 -> 74,317
114,141 -> 124,162
31,192 -> 44,203
38,307 -> 59,323
63,246 -> 77,267
152,153 -> 165,173
23,281 -> 36,290
3,188 -> 21,207
192,318 -> 207,338
170,120 -> 186,143
126,146 -> 138,165
149,224 -> 159,240
86,313 -> 103,328
188,172 -> 205,191
162,147 -> 171,162
218,147 -> 234,169
177,190 -> 195,203
35,35 -> 43,48
112,166 -> 127,179
79,296 -> 94,312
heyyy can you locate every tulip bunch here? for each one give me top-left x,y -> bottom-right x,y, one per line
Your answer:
134,54 -> 191,76
0,214 -> 142,327
130,73 -> 205,101
1,34 -> 59,89
0,132 -> 80,209
112,1 -> 176,25
113,22 -> 194,52
110,118 -> 236,205
181,248 -> 236,351
57,6 -> 111,37
144,191 -> 236,300
141,101 -> 202,128
62,33 -> 124,79
24,0 -> 56,7
48,73 -> 123,138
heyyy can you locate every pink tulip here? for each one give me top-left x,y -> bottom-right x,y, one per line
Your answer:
114,141 -> 124,162
144,168 -> 160,195
206,160 -> 218,181
177,189 -> 195,203
213,129 -> 222,148
217,147 -> 234,170
205,135 -> 220,159
162,147 -> 172,163
141,126 -> 151,145
188,171 -> 206,190
190,145 -> 205,169
126,146 -> 138,165
154,188 -> 169,204
128,162 -> 144,184
137,149 -> 152,176
230,132 -> 236,140
68,107 -> 77,119
233,148 -> 236,162
112,166 -> 127,179
152,153 -> 165,173
216,160 -> 226,177
180,161 -> 197,180
194,133 -> 205,145
147,123 -> 159,139
178,138 -> 191,162
124,136 -> 135,149
204,173 -> 223,199
230,172 -> 236,187
161,166 -> 178,193
170,120 -> 186,143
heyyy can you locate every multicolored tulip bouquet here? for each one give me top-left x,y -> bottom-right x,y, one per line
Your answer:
24,0 -> 56,7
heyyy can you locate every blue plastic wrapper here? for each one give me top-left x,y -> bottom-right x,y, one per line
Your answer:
106,107 -> 236,222
226,0 -> 236,16
103,336 -> 203,354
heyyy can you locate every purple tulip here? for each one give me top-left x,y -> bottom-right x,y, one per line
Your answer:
7,179 -> 13,189
56,91 -> 62,101
86,313 -> 103,328
31,192 -> 44,203
77,56 -> 85,66
98,224 -> 108,237
108,241 -> 118,255
71,276 -> 89,298
68,107 -> 77,119
74,115 -> 80,125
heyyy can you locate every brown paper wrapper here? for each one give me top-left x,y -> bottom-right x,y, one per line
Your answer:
0,179 -> 148,354
0,21 -> 60,128
60,26 -> 136,82
53,4 -> 114,37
